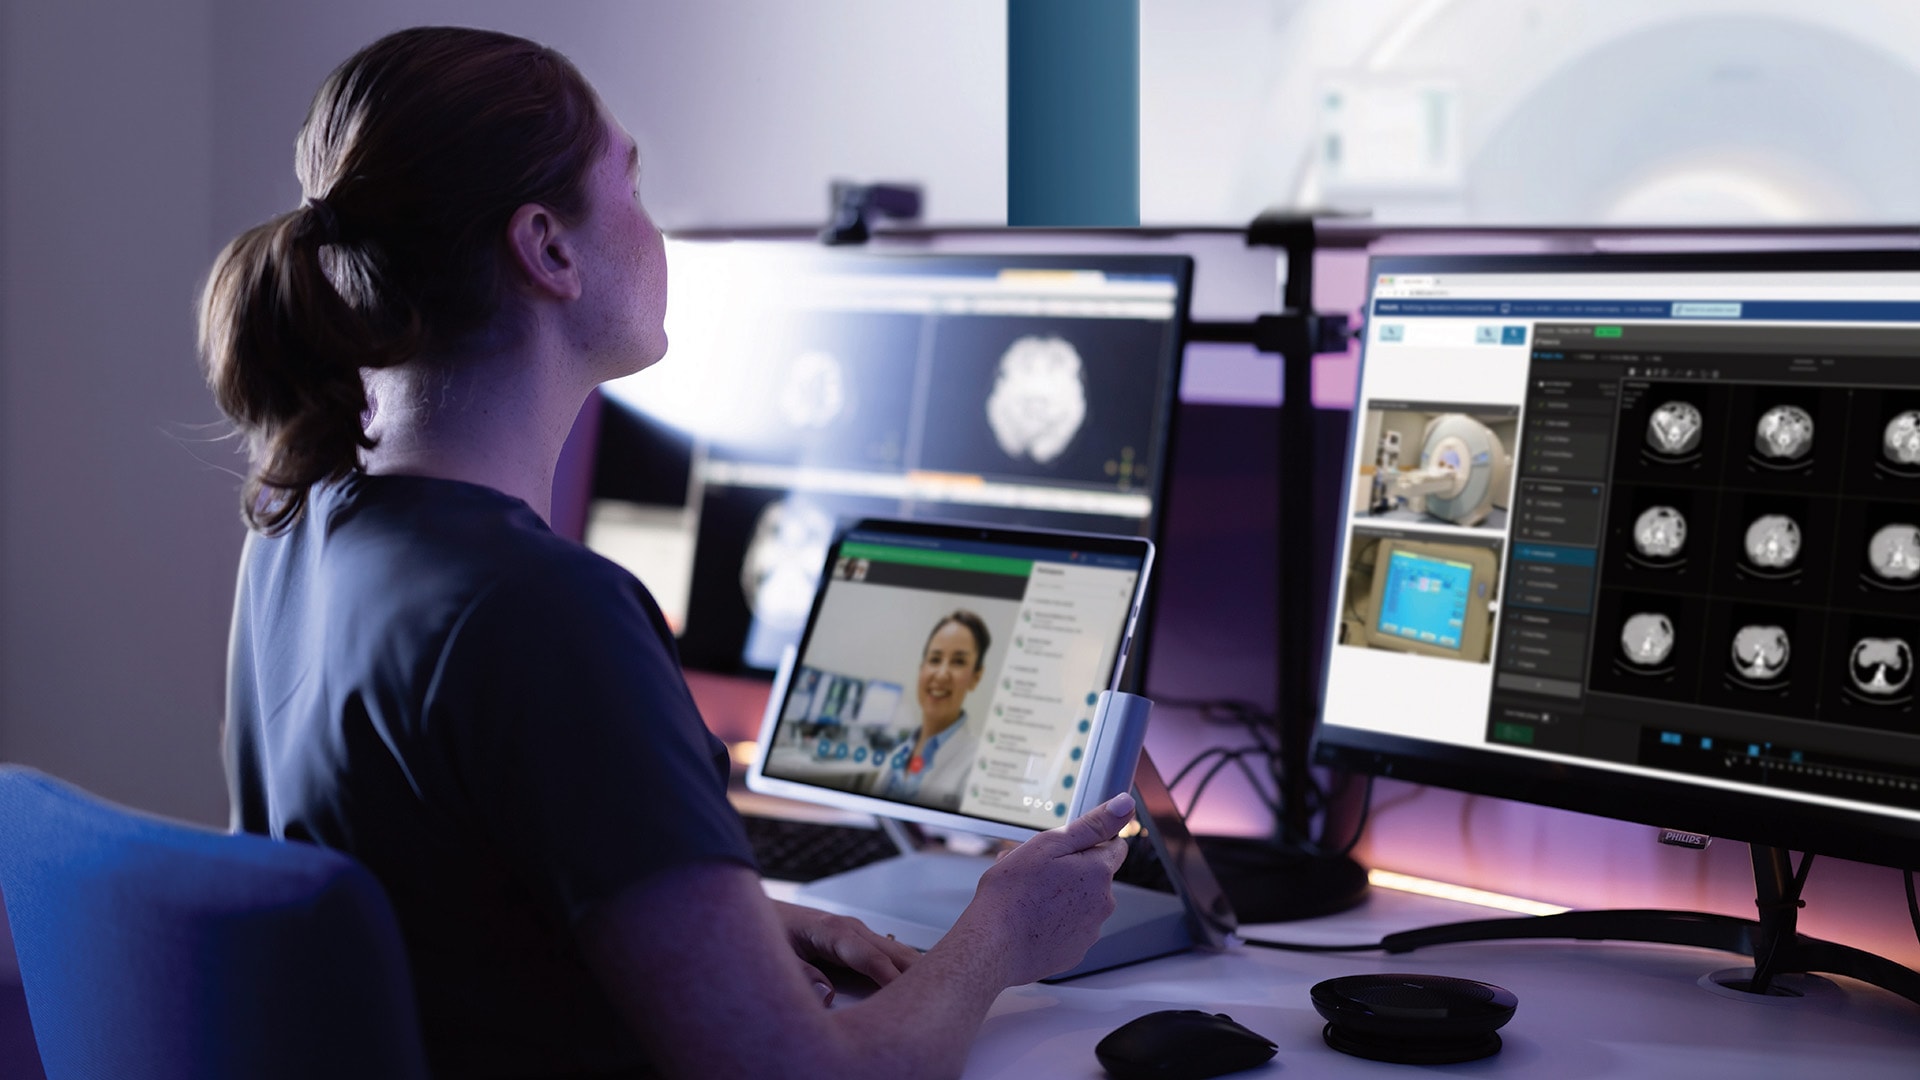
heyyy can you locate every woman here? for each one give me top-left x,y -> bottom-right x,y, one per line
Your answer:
877,611 -> 992,812
202,26 -> 1132,1080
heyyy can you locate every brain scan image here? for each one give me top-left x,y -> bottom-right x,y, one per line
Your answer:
1647,402 -> 1703,457
1621,612 -> 1676,668
1753,405 -> 1814,461
1886,411 -> 1920,466
1868,523 -> 1920,582
1849,637 -> 1913,699
1744,514 -> 1801,569
1731,625 -> 1790,683
985,335 -> 1087,465
1632,506 -> 1687,560
779,350 -> 846,430
739,500 -> 836,630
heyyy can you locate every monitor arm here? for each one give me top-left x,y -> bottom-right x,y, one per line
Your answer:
1178,214 -> 1372,921
1184,214 -> 1356,854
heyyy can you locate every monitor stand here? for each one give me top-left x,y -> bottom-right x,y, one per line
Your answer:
1192,835 -> 1369,923
791,751 -> 1234,981
1377,844 -> 1920,1009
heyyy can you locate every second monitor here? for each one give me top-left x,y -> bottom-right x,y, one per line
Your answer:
586,246 -> 1192,676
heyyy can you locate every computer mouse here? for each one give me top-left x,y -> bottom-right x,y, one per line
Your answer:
1095,1008 -> 1278,1080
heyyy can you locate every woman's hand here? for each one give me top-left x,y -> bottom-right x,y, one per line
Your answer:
948,793 -> 1134,986
578,802 -> 1132,1080
772,900 -> 922,1004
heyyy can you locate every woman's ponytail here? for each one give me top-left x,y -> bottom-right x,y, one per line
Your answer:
199,198 -> 392,534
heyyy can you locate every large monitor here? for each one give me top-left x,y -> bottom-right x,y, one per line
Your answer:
1316,250 -> 1920,874
585,246 -> 1190,676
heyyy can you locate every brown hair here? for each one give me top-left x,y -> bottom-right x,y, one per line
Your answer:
924,610 -> 992,671
198,26 -> 609,533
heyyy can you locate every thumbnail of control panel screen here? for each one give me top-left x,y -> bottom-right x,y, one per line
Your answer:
1368,540 -> 1498,658
747,519 -> 1152,841
1315,251 -> 1920,869
1380,551 -> 1470,649
585,246 -> 1189,676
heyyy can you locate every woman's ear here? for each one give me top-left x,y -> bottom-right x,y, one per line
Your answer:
505,203 -> 582,301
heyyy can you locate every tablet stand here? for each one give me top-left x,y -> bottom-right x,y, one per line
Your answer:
792,744 -> 1237,981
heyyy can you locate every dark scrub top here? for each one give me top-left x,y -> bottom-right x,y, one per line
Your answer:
225,473 -> 756,1079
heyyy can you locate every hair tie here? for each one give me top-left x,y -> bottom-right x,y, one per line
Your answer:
304,196 -> 342,245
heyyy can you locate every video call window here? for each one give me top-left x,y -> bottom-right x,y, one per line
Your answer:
759,531 -> 1142,831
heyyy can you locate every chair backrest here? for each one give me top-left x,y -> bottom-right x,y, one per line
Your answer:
0,765 -> 428,1080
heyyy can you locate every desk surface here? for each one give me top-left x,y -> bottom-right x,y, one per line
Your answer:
778,880 -> 1920,1079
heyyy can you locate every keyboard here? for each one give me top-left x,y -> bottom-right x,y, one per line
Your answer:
742,813 -> 901,882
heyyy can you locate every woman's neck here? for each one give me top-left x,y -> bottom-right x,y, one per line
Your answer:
360,336 -> 587,523
919,711 -> 965,746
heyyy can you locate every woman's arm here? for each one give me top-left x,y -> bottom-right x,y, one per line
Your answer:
577,795 -> 1134,1080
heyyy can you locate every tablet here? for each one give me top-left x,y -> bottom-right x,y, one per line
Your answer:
745,518 -> 1155,842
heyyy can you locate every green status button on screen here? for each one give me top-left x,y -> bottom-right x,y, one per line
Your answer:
1492,722 -> 1536,746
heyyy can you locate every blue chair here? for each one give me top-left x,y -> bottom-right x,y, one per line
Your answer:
0,765 -> 427,1079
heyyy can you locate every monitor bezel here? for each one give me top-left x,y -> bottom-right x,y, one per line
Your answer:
663,246 -> 1194,681
745,516 -> 1156,842
1314,247 -> 1920,872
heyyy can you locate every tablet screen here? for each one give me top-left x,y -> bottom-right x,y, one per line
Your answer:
753,520 -> 1152,834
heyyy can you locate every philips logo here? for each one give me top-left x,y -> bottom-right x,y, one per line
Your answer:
1657,829 -> 1712,850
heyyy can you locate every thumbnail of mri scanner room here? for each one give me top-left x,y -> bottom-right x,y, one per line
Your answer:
1352,405 -> 1517,530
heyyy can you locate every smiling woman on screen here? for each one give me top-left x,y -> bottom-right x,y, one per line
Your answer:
875,610 -> 992,812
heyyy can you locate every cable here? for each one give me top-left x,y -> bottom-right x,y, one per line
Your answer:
1180,746 -> 1279,821
1240,935 -> 1384,953
1749,851 -> 1814,994
1906,869 -> 1918,948
1183,753 -> 1237,819
1154,696 -> 1271,727
1155,697 -> 1365,859
1229,753 -> 1282,816
1166,744 -> 1273,799
1166,745 -> 1234,791
1327,774 -> 1375,860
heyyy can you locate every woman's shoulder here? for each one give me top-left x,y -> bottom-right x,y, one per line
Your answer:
315,471 -> 657,624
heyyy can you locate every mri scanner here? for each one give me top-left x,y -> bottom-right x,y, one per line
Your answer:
1372,413 -> 1514,527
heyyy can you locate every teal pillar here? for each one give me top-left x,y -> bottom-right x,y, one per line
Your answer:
1007,0 -> 1140,226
